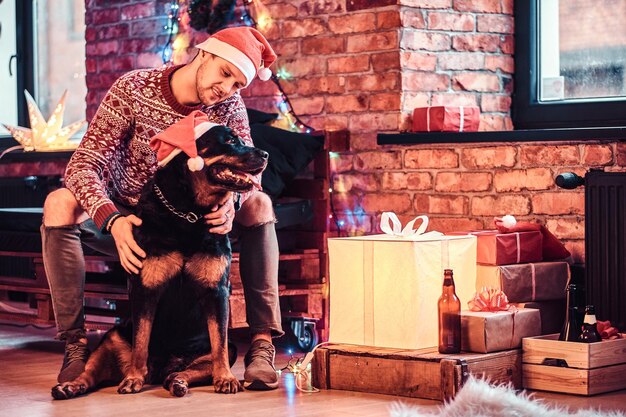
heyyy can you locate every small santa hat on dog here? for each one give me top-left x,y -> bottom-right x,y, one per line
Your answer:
150,110 -> 218,171
195,27 -> 277,87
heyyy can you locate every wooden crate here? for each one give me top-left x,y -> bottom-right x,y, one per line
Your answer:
522,333 -> 626,395
312,344 -> 521,401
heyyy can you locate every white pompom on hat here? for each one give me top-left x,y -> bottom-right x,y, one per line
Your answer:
150,110 -> 218,171
195,27 -> 277,87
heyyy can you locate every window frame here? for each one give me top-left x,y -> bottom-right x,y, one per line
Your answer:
513,0 -> 626,129
15,0 -> 35,128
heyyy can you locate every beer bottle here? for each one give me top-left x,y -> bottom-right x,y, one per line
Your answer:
578,305 -> 602,343
438,269 -> 461,354
559,283 -> 582,342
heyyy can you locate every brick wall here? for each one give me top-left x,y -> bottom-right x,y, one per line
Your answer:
83,0 -> 626,262
84,0 -> 171,118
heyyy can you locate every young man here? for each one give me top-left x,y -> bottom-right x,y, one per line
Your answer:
41,27 -> 283,390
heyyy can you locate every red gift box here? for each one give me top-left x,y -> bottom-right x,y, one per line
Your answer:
449,230 -> 543,265
412,106 -> 480,132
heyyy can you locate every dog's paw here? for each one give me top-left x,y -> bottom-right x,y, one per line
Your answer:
163,373 -> 189,397
213,373 -> 243,394
117,377 -> 144,394
51,382 -> 87,400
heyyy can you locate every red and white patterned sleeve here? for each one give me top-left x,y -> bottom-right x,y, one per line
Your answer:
64,75 -> 134,231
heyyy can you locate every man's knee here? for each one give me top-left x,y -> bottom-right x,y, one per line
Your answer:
43,188 -> 87,226
236,192 -> 275,227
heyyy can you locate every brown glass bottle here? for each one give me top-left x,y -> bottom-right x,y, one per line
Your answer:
578,305 -> 602,343
438,269 -> 461,354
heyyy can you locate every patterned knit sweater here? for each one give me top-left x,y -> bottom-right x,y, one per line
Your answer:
65,65 -> 254,231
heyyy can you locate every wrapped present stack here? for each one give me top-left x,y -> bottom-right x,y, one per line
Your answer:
450,215 -> 572,353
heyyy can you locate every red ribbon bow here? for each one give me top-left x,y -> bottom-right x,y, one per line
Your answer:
597,320 -> 622,340
468,288 -> 518,349
468,287 -> 511,312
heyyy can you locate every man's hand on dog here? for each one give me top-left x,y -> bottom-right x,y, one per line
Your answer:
204,193 -> 235,234
111,215 -> 146,274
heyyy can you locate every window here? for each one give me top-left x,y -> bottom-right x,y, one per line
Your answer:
0,0 -> 21,132
34,0 -> 86,127
513,0 -> 626,129
1,0 -> 85,137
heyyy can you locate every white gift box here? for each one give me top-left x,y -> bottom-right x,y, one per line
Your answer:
328,214 -> 477,350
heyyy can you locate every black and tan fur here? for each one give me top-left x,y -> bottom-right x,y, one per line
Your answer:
51,126 -> 267,399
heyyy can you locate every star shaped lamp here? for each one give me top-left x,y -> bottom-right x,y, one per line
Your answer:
2,90 -> 86,151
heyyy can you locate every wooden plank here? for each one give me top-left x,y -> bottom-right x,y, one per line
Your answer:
523,333 -> 626,369
278,287 -> 323,297
0,279 -> 40,290
325,129 -> 350,153
588,363 -> 626,395
523,333 -> 589,368
0,251 -> 42,257
321,343 -> 409,357
523,363 -> 591,395
83,283 -> 127,294
228,293 -> 247,328
440,359 -> 459,400
327,351 -> 444,400
231,251 -> 320,262
523,360 -> 626,396
34,293 -> 54,322
276,230 -> 327,251
312,346 -> 330,389
278,257 -> 321,284
311,199 -> 329,231
466,349 -> 522,388
0,284 -> 130,301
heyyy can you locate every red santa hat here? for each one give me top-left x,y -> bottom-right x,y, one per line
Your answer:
150,110 -> 218,171
195,27 -> 277,87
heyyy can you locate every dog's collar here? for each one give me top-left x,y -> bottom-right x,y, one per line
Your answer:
152,184 -> 201,223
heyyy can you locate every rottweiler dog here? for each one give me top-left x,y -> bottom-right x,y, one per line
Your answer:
51,125 -> 268,399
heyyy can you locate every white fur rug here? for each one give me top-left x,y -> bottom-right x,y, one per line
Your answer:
390,377 -> 625,417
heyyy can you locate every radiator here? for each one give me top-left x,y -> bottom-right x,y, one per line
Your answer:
584,170 -> 626,330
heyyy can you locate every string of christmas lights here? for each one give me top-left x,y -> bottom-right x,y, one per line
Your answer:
240,0 -> 314,133
161,2 -> 181,63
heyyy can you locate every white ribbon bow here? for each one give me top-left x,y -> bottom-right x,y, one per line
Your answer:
380,212 -> 440,238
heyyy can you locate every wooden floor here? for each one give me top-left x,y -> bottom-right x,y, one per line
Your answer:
2,322 -> 626,417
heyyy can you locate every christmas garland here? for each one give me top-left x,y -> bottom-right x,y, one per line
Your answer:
188,0 -> 237,33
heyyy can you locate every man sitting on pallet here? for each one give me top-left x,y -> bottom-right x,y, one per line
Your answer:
40,27 -> 283,391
